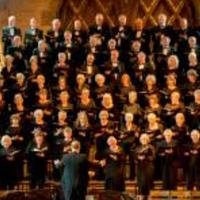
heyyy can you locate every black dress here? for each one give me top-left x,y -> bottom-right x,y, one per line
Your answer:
1,26 -> 21,55
26,141 -> 49,188
103,146 -> 125,191
134,144 -> 155,195
73,122 -> 93,155
95,120 -> 115,160
119,123 -> 140,179
158,140 -> 178,190
0,145 -> 21,189
24,28 -> 43,59
184,141 -> 200,190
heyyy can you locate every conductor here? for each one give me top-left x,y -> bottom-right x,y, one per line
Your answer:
55,140 -> 90,200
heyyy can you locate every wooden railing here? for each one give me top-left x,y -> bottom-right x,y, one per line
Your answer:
8,159 -> 200,200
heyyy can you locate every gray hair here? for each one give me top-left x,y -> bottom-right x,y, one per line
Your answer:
1,135 -> 12,147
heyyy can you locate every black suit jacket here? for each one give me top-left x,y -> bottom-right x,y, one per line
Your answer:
24,28 -> 43,45
61,152 -> 89,200
89,24 -> 112,45
1,26 -> 21,54
45,28 -> 64,47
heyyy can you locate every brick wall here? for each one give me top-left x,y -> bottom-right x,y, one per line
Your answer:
0,0 -> 62,36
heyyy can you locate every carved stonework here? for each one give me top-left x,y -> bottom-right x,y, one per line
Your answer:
54,0 -> 196,29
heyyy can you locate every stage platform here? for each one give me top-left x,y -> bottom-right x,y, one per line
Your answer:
3,179 -> 198,200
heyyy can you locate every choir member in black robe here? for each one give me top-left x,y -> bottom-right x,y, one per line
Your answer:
53,52 -> 73,86
52,76 -> 72,103
93,73 -> 110,107
34,88 -> 53,122
77,53 -> 99,85
95,110 -> 115,160
89,13 -> 111,48
52,110 -> 68,156
134,134 -> 155,200
73,111 -> 92,155
12,73 -> 27,98
58,31 -> 77,67
1,16 -> 21,55
6,114 -> 24,149
184,69 -> 200,105
129,51 -> 154,90
72,19 -> 88,46
1,55 -> 17,104
84,35 -> 103,67
26,56 -> 41,85
112,14 -> 132,52
6,113 -> 24,179
62,127 -> 74,155
74,74 -> 89,101
185,36 -> 200,62
184,130 -> 200,190
119,112 -> 140,179
119,112 -> 140,154
127,40 -> 142,69
163,55 -> 181,83
24,18 -> 43,59
30,109 -> 48,141
26,131 -> 49,189
76,88 -> 96,121
154,36 -> 176,85
139,74 -> 158,107
0,135 -> 21,190
58,127 -> 74,164
145,94 -> 162,118
101,136 -> 125,191
172,113 -> 190,145
33,40 -> 53,82
163,91 -> 185,127
160,74 -> 180,105
102,50 -> 125,92
143,113 -> 163,181
131,18 -> 150,55
27,73 -> 49,107
151,13 -> 174,52
176,18 -> 193,63
11,93 -> 31,142
184,52 -> 200,75
116,74 -> 135,110
7,36 -> 26,72
52,114 -> 72,180
172,113 -> 190,180
100,93 -> 119,124
187,89 -> 200,130
158,129 -> 178,190
45,18 -> 64,58
55,91 -> 74,124
71,19 -> 88,66
101,38 -> 118,63
123,91 -> 142,125
143,112 -> 163,144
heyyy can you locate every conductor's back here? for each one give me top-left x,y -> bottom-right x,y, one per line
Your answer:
61,140 -> 89,200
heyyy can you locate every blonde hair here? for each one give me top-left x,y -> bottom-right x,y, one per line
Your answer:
163,129 -> 173,137
107,136 -> 117,146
